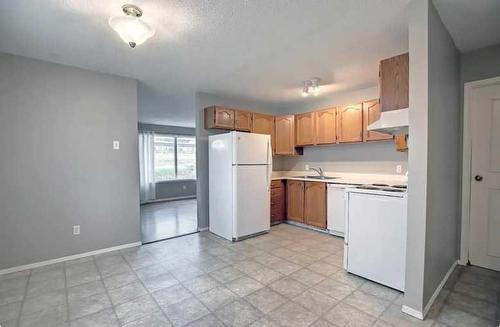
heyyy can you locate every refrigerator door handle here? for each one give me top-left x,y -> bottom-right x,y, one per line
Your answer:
266,139 -> 272,191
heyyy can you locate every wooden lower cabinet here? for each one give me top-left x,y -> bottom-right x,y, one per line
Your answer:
304,182 -> 327,228
271,180 -> 286,224
286,180 -> 304,223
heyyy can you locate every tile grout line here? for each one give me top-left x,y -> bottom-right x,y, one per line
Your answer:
63,262 -> 70,324
15,269 -> 32,327
119,249 -> 177,326
93,255 -> 123,326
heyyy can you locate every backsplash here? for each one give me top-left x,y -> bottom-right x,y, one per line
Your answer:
273,141 -> 408,175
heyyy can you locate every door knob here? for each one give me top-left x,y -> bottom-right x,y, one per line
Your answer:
474,175 -> 483,182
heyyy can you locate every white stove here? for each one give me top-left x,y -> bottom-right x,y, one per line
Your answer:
344,183 -> 408,291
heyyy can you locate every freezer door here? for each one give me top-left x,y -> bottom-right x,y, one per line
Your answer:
233,165 -> 270,239
232,132 -> 271,165
209,133 -> 234,241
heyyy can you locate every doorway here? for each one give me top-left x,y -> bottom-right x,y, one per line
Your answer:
138,126 -> 198,243
461,76 -> 500,271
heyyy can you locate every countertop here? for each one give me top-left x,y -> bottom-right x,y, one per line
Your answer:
271,171 -> 407,186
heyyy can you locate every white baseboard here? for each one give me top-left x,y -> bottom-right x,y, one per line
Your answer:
198,227 -> 208,232
141,196 -> 196,205
401,260 -> 458,320
422,260 -> 458,317
0,242 -> 142,276
401,305 -> 424,320
285,221 -> 330,234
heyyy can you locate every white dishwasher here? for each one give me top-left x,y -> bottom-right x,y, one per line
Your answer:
327,183 -> 358,237
344,185 -> 407,291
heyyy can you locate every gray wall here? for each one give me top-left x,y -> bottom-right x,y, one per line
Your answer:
404,0 -> 429,311
274,85 -> 408,175
0,53 -> 140,270
424,0 -> 460,307
460,43 -> 500,84
404,0 -> 460,315
138,123 -> 197,200
195,92 -> 280,229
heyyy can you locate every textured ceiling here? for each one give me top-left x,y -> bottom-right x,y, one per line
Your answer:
433,0 -> 500,53
0,0 -> 413,127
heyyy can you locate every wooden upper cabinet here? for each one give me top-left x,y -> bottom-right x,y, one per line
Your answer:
304,182 -> 327,229
275,115 -> 302,155
337,104 -> 363,143
295,112 -> 315,146
251,113 -> 275,152
380,53 -> 409,111
315,108 -> 337,145
205,106 -> 234,130
234,110 -> 252,131
362,100 -> 393,142
287,180 -> 304,223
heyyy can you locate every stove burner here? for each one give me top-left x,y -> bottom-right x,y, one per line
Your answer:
356,186 -> 380,190
380,188 -> 405,192
372,183 -> 389,187
391,185 -> 407,189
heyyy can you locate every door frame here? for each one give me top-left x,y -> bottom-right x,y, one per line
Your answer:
460,76 -> 500,265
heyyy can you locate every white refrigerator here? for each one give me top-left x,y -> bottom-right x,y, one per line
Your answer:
209,131 -> 272,241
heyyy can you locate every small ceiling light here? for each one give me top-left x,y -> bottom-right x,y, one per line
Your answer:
301,81 -> 310,97
300,78 -> 321,97
109,4 -> 155,48
310,78 -> 320,96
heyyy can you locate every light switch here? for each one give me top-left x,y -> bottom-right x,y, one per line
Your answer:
113,140 -> 120,150
73,225 -> 80,235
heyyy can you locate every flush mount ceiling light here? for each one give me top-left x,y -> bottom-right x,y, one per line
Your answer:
301,78 -> 321,97
109,4 -> 155,48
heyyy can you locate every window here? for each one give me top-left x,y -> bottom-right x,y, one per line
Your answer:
154,134 -> 196,181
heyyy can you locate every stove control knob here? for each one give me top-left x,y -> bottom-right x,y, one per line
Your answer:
474,175 -> 483,182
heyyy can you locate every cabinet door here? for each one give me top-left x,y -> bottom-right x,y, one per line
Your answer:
337,104 -> 363,143
275,115 -> 301,155
287,180 -> 304,223
234,110 -> 252,131
380,53 -> 409,111
252,113 -> 275,152
304,182 -> 327,228
362,100 -> 393,142
315,108 -> 337,144
295,112 -> 315,146
271,180 -> 286,224
205,106 -> 235,130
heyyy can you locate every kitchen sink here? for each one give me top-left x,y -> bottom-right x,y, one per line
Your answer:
293,175 -> 339,180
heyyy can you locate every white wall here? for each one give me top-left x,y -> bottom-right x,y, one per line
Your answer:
0,53 -> 140,270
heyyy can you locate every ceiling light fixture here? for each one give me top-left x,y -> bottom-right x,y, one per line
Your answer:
109,4 -> 155,48
301,78 -> 321,97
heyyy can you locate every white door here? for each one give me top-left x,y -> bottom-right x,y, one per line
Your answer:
469,80 -> 500,271
233,165 -> 270,239
233,132 -> 271,165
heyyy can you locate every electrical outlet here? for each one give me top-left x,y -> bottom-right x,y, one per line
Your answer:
182,185 -> 187,190
305,164 -> 310,171
113,140 -> 120,150
73,225 -> 80,235
396,165 -> 402,174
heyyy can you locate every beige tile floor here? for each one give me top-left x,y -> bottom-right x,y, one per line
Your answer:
0,224 -> 498,326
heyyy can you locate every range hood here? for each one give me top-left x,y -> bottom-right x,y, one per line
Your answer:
368,108 -> 409,135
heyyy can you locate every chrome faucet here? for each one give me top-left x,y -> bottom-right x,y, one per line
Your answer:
310,167 -> 324,178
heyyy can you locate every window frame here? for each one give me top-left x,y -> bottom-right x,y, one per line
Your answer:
153,133 -> 196,183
